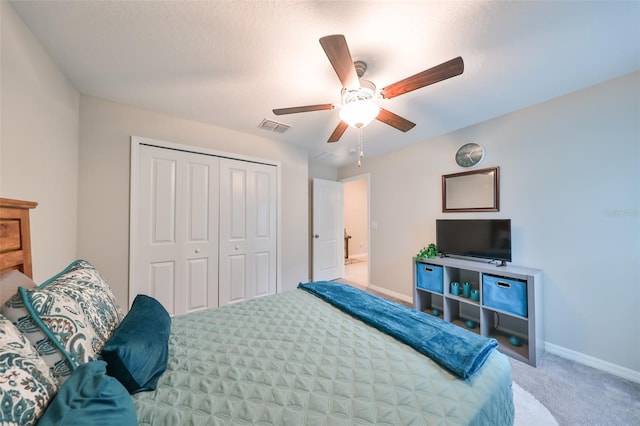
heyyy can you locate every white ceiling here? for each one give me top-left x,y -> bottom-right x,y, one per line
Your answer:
10,1 -> 640,167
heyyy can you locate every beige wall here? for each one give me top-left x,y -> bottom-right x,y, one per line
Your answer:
0,2 -> 80,282
343,177 -> 368,258
77,95 -> 310,307
339,71 -> 640,374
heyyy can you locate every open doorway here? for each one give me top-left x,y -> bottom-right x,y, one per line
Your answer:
341,174 -> 369,288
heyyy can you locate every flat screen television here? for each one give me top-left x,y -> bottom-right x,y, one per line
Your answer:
436,219 -> 512,264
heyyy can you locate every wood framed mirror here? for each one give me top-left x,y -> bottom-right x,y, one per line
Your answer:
442,166 -> 500,212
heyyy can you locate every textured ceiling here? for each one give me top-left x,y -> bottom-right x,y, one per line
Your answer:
9,1 -> 640,167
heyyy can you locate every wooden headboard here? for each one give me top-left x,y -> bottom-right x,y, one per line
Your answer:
0,198 -> 37,278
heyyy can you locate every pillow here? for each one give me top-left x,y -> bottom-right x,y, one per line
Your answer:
35,259 -> 124,344
1,259 -> 125,384
1,289 -> 101,384
101,294 -> 171,393
0,313 -> 58,426
37,361 -> 137,426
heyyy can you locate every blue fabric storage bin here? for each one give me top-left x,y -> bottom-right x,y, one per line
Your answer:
482,274 -> 527,317
416,263 -> 443,294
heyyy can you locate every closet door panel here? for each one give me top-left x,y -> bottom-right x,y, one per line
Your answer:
149,261 -> 176,316
186,258 -> 208,312
134,145 -> 219,315
229,168 -> 247,240
255,170 -> 272,238
219,162 -> 249,305
253,168 -> 276,297
229,254 -> 247,302
187,163 -> 210,242
255,251 -> 271,297
152,159 -> 177,244
182,156 -> 219,314
219,159 -> 276,306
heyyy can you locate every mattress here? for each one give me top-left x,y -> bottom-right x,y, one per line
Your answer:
133,289 -> 514,425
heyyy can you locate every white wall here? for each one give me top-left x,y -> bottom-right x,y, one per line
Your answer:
77,95 -> 309,307
308,162 -> 338,181
0,2 -> 79,282
339,71 -> 640,375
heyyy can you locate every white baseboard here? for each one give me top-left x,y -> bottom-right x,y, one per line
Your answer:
366,283 -> 413,304
348,253 -> 368,260
545,342 -> 640,384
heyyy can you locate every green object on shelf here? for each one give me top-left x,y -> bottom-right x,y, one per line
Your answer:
416,243 -> 438,260
509,335 -> 522,347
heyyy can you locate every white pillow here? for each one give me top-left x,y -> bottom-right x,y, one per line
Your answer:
0,313 -> 58,425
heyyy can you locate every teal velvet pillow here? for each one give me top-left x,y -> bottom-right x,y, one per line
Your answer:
38,361 -> 137,426
100,295 -> 171,394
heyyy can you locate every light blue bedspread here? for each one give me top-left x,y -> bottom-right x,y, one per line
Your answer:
134,289 -> 514,425
298,281 -> 498,379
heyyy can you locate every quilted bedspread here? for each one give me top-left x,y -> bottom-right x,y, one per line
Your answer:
133,289 -> 514,425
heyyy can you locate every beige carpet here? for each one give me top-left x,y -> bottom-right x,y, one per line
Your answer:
514,381 -> 558,426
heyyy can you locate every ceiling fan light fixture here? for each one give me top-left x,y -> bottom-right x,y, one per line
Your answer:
339,100 -> 380,128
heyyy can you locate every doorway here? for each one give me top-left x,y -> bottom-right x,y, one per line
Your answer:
341,174 -> 369,288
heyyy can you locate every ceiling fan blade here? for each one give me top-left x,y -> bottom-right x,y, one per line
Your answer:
272,104 -> 334,115
376,108 -> 416,132
380,56 -> 464,99
319,35 -> 360,91
327,121 -> 349,143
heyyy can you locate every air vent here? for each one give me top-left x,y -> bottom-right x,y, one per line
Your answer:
258,119 -> 290,133
311,151 -> 336,161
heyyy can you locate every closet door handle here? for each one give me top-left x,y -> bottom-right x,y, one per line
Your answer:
314,234 -> 319,239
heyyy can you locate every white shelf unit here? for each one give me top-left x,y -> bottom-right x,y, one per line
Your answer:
413,256 -> 543,367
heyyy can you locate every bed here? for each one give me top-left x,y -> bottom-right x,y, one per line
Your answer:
0,198 -> 514,425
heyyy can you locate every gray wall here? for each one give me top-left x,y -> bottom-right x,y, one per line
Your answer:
0,2 -> 80,281
78,95 -> 310,306
339,71 -> 640,375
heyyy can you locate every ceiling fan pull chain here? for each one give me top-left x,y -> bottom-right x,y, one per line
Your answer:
357,128 -> 364,167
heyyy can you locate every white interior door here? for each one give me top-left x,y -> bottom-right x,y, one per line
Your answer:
312,178 -> 344,281
133,145 -> 219,315
219,158 -> 277,306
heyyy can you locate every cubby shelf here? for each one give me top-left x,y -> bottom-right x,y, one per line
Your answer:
413,256 -> 543,367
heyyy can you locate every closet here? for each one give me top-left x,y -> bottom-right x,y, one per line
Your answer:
130,140 -> 277,316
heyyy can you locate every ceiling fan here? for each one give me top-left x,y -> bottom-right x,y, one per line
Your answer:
273,34 -> 464,143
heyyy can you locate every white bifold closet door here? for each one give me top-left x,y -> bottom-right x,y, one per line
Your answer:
133,143 -> 277,315
218,158 -> 277,306
135,145 -> 220,316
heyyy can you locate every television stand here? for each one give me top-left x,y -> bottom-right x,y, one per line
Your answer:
413,256 -> 543,366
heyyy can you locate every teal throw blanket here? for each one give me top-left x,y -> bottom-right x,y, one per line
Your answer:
298,281 -> 498,379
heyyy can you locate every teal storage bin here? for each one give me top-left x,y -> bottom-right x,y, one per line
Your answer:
416,263 -> 443,294
482,274 -> 527,317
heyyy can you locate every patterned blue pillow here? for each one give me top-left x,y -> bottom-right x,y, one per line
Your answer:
0,313 -> 58,425
1,260 -> 125,384
2,289 -> 101,384
36,260 -> 124,344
